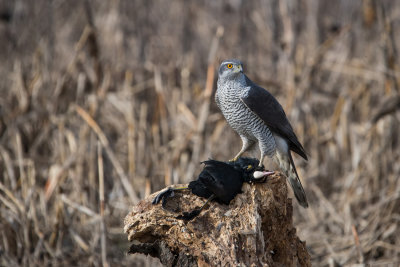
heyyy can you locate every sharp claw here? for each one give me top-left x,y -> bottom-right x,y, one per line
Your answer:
152,188 -> 175,206
229,157 -> 238,162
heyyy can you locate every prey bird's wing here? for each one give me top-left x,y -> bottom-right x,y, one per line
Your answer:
240,80 -> 308,160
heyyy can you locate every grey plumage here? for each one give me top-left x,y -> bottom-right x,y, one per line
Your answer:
216,59 -> 309,208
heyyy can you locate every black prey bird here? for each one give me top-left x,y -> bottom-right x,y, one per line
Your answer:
216,59 -> 309,208
152,157 -> 274,221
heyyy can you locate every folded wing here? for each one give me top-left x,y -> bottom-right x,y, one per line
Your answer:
240,80 -> 307,160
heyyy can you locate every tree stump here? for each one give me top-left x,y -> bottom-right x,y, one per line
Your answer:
124,172 -> 311,267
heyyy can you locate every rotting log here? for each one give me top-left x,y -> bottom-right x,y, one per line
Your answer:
124,172 -> 310,267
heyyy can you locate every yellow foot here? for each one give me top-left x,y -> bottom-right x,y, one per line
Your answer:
229,157 -> 238,162
246,165 -> 253,170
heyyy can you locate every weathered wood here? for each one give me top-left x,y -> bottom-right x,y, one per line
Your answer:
124,172 -> 310,267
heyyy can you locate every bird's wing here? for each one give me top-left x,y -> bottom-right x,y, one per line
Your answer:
240,81 -> 308,160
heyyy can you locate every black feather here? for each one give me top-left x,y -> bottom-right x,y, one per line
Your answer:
152,157 -> 272,220
191,160 -> 244,205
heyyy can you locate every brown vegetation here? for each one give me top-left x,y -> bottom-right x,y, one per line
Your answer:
0,0 -> 399,266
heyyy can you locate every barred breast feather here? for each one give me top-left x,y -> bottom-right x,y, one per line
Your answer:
216,78 -> 276,157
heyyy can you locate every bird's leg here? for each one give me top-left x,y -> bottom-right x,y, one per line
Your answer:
258,153 -> 266,167
229,151 -> 244,162
230,137 -> 254,162
176,194 -> 216,221
152,186 -> 189,208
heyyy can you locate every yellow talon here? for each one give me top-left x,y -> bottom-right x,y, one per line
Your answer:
247,165 -> 253,170
229,157 -> 238,162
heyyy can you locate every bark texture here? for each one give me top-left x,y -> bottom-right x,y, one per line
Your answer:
124,172 -> 311,267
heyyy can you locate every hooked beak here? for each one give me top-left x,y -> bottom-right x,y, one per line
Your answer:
253,171 -> 274,179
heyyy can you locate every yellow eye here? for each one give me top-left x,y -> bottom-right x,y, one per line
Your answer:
227,64 -> 233,69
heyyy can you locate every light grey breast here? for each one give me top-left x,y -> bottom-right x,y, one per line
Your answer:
216,74 -> 276,157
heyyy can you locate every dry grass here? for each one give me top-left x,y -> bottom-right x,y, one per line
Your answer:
0,0 -> 399,266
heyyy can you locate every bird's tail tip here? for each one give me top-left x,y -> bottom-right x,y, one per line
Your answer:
288,173 -> 309,208
285,152 -> 309,208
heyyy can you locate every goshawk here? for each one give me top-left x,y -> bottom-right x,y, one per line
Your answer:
215,59 -> 308,208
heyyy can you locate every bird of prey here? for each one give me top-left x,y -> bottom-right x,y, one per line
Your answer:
153,157 -> 274,220
215,59 -> 309,208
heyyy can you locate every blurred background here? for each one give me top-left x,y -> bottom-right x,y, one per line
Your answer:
0,0 -> 399,266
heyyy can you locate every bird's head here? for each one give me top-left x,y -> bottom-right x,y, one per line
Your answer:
229,157 -> 274,181
218,59 -> 244,80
